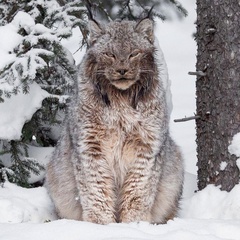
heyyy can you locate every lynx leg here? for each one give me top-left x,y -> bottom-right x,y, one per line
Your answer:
74,156 -> 117,224
118,156 -> 159,223
73,131 -> 117,224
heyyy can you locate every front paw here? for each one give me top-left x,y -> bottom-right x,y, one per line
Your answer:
83,210 -> 116,225
119,208 -> 151,223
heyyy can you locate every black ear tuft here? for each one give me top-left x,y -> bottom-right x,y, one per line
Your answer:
85,0 -> 104,46
147,5 -> 155,20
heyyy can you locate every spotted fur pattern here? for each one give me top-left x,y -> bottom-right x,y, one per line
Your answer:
45,19 -> 184,224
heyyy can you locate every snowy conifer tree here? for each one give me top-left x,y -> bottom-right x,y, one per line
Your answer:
0,0 -> 87,186
80,0 -> 187,21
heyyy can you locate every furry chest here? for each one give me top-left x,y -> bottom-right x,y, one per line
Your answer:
101,107 -> 141,186
103,104 -> 140,132
102,127 -> 138,188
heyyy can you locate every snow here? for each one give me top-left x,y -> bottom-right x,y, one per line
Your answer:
0,83 -> 49,140
11,11 -> 35,33
0,23 -> 21,71
0,181 -> 56,223
228,132 -> 240,158
228,132 -> 240,170
220,161 -> 227,171
237,159 -> 240,171
181,184 -> 240,220
1,1 -> 240,239
0,181 -> 240,240
1,219 -> 240,240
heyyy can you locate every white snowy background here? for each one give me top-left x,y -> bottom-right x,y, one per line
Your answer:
1,1 -> 240,239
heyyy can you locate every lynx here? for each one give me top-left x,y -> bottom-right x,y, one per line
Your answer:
45,18 -> 184,224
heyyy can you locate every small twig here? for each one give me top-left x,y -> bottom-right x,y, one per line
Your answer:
174,115 -> 200,123
188,71 -> 206,76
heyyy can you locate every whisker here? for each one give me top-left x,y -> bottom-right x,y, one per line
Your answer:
96,71 -> 105,74
140,70 -> 154,73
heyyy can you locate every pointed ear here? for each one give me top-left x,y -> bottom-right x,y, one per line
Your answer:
135,18 -> 154,44
88,20 -> 104,45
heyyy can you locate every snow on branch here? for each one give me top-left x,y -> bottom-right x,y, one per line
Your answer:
0,11 -> 76,101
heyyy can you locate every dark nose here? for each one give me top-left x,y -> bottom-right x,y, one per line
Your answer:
117,69 -> 128,76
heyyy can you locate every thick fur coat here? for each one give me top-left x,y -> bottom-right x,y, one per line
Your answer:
45,19 -> 184,224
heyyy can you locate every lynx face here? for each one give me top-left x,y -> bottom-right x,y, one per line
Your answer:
99,48 -> 143,90
86,20 -> 156,90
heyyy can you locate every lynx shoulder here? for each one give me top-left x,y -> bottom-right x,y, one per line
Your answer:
45,18 -> 184,224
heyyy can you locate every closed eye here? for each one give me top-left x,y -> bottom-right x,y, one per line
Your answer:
103,52 -> 115,59
129,50 -> 141,59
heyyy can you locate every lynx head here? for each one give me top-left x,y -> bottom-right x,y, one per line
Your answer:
84,19 -> 156,91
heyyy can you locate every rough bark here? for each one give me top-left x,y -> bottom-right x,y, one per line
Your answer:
196,0 -> 240,192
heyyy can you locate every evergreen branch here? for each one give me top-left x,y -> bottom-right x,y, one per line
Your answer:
167,0 -> 188,17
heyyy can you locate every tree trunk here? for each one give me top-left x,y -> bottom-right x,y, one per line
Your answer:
196,0 -> 240,192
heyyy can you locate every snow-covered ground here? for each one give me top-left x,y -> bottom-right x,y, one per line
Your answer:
1,1 -> 240,239
1,181 -> 240,240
